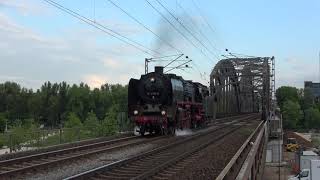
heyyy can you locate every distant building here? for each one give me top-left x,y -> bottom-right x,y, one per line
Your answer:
304,81 -> 320,100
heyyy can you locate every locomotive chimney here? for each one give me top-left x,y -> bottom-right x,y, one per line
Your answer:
155,66 -> 164,74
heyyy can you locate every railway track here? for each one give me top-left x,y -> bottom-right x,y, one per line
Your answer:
0,135 -> 164,178
65,114 -> 259,180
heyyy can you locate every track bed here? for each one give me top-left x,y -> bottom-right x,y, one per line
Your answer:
65,114 -> 260,180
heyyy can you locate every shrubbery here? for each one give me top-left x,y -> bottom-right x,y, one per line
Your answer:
277,86 -> 320,130
0,81 -> 131,151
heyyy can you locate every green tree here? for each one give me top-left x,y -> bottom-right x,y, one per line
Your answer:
67,83 -> 93,121
276,86 -> 299,108
301,88 -> 314,110
0,113 -> 7,133
64,112 -> 82,128
0,81 -> 128,132
101,106 -> 118,135
58,82 -> 69,125
84,111 -> 99,136
28,91 -> 42,124
21,118 -> 36,129
282,100 -> 302,129
304,108 -> 320,129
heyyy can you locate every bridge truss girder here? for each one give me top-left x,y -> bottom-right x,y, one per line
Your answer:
210,57 -> 274,120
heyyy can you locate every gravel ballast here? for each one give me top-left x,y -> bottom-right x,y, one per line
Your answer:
153,120 -> 261,180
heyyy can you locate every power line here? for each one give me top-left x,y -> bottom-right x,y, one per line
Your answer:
178,67 -> 192,74
165,59 -> 192,73
43,0 -> 160,56
191,0 -> 217,35
155,0 -> 220,61
191,61 -> 203,75
164,53 -> 184,68
144,0 -> 215,65
191,0 -> 226,52
191,61 -> 209,83
176,2 -> 221,53
105,0 -> 183,54
144,0 -> 197,51
157,1 -> 213,82
151,54 -> 184,60
191,61 -> 204,78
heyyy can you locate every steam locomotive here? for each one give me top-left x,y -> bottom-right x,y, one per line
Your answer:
128,66 -> 211,135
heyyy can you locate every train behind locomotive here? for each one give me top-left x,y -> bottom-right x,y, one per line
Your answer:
128,66 -> 214,135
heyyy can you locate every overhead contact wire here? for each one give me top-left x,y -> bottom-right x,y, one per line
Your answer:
155,0 -> 220,61
145,0 -> 213,65
106,0 -> 183,54
44,0 -> 161,56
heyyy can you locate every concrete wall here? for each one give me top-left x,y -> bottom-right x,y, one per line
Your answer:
266,140 -> 283,163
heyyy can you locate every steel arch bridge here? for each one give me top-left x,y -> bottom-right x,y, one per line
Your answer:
210,56 -> 275,120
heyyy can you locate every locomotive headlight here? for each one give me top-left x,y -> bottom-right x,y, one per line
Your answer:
134,110 -> 138,115
150,77 -> 155,82
161,110 -> 166,115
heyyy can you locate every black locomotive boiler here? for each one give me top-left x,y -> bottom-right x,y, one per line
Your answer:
128,66 -> 209,135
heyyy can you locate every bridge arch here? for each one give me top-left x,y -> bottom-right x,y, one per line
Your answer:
210,57 -> 273,120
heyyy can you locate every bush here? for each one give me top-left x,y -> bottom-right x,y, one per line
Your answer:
84,111 -> 99,137
10,126 -> 30,151
22,118 -> 37,129
64,112 -> 82,128
304,108 -> 320,129
100,106 -> 118,136
0,134 -> 6,148
0,114 -> 7,133
282,100 -> 302,129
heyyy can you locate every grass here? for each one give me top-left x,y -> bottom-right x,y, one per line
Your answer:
0,124 -> 122,152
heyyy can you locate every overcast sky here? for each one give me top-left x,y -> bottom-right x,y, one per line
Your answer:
0,0 -> 319,89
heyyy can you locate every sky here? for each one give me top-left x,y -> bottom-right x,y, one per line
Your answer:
0,0 -> 319,89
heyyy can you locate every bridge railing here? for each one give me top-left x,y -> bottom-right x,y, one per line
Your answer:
216,120 -> 267,180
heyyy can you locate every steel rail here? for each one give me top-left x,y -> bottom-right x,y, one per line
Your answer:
0,136 -> 138,166
0,135 -> 164,178
65,114 -> 259,180
133,125 -> 246,180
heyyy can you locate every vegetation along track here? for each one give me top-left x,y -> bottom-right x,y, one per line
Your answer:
0,135 -> 164,178
65,114 -> 260,180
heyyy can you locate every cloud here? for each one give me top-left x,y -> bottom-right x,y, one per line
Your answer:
103,58 -> 121,69
83,74 -> 108,89
0,0 -> 47,15
277,57 -> 318,88
100,19 -> 143,36
0,75 -> 24,81
0,12 -> 147,89
82,73 -> 133,89
0,75 -> 43,89
6,4 -> 313,91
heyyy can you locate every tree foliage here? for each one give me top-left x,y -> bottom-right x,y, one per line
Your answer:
276,86 -> 299,108
0,113 -> 6,133
282,100 -> 302,129
100,105 -> 119,136
65,112 -> 82,128
301,88 -> 314,110
84,111 -> 99,136
0,81 -> 128,130
277,86 -> 320,130
304,108 -> 320,129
